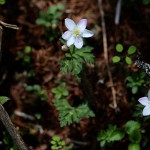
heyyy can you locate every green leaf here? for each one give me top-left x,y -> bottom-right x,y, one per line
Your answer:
128,46 -> 137,55
24,46 -> 32,53
129,130 -> 141,143
0,0 -> 5,5
128,143 -> 140,150
132,86 -> 138,94
52,136 -> 60,142
112,56 -> 121,63
97,125 -> 125,147
57,4 -> 64,10
125,56 -> 132,64
0,96 -> 10,104
75,46 -> 95,63
116,44 -> 123,52
125,120 -> 141,135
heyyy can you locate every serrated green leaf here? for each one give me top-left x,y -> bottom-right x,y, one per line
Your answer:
125,56 -> 132,64
125,120 -> 141,135
128,143 -> 140,150
116,44 -> 123,52
128,46 -> 136,55
112,56 -> 121,63
0,96 -> 10,104
97,124 -> 125,147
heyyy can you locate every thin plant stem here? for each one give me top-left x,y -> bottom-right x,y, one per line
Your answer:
98,0 -> 117,110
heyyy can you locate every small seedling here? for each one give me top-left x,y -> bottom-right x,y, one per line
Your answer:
36,4 -> 64,41
112,44 -> 137,65
25,84 -> 47,101
18,46 -> 32,65
126,72 -> 147,94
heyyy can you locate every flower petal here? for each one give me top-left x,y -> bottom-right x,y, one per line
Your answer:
65,18 -> 76,31
77,19 -> 87,32
74,37 -> 83,49
62,31 -> 72,40
138,97 -> 149,106
143,106 -> 150,116
148,89 -> 150,100
82,29 -> 94,38
67,35 -> 75,47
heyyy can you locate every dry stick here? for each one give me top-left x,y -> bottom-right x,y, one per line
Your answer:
0,24 -> 28,150
98,0 -> 117,110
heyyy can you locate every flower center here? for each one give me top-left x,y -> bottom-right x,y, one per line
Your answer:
73,29 -> 79,36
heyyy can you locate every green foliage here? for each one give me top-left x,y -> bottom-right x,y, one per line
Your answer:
51,136 -> 65,150
0,0 -> 5,5
126,72 -> 148,94
97,125 -> 125,147
52,83 -> 69,99
17,46 -> 32,65
112,56 -> 120,63
97,121 -> 142,149
128,143 -> 140,150
0,96 -> 9,104
143,0 -> 150,4
116,43 -> 123,52
36,4 -> 64,28
59,46 -> 94,78
36,3 -> 64,41
125,120 -> 141,135
25,84 -> 47,101
112,44 -> 137,64
53,98 -> 95,127
52,83 -> 95,127
3,131 -> 18,150
50,136 -> 72,150
125,121 -> 141,150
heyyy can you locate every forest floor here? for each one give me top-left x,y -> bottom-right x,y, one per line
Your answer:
0,0 -> 150,150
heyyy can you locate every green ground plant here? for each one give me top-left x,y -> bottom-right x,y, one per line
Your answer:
36,3 -> 64,41
50,135 -> 72,150
52,83 -> 95,127
97,120 -> 142,150
112,43 -> 137,65
25,84 -> 47,101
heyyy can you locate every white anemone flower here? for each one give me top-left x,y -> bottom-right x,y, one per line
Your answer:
62,18 -> 94,49
138,89 -> 150,116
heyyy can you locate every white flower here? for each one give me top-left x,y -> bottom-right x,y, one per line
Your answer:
62,18 -> 94,49
138,89 -> 150,116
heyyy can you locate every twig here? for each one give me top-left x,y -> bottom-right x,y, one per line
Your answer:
0,105 -> 28,150
0,23 -> 28,149
0,20 -> 19,30
98,0 -> 117,110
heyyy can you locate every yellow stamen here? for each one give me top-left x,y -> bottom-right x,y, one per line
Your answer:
74,29 -> 79,35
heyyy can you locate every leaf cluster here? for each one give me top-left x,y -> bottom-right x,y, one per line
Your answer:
0,0 -> 5,5
126,72 -> 148,94
125,120 -> 141,150
0,96 -> 10,104
50,136 -> 72,150
97,120 -> 142,150
112,44 -> 137,65
59,46 -> 94,78
97,124 -> 125,147
143,0 -> 150,4
17,46 -> 32,65
25,84 -> 47,101
52,83 -> 95,127
36,4 -> 64,28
